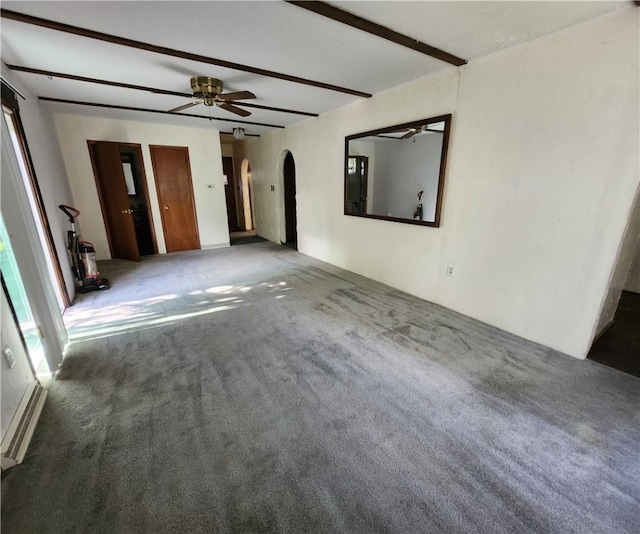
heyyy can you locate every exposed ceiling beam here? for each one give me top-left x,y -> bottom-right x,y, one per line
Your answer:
286,1 -> 467,67
10,65 -> 188,97
7,65 -> 319,117
1,9 -> 372,99
231,101 -> 317,118
38,97 -> 286,129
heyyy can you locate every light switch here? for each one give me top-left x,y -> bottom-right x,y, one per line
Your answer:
4,348 -> 16,369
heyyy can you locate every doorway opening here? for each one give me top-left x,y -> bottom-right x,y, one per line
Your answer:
587,290 -> 639,377
222,156 -> 240,232
120,146 -> 156,256
89,142 -> 157,261
283,151 -> 297,250
587,190 -> 640,378
0,213 -> 50,378
346,155 -> 369,214
588,237 -> 640,377
2,84 -> 69,310
230,159 -> 259,246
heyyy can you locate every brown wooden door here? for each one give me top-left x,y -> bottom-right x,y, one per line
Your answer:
222,156 -> 239,231
90,141 -> 140,261
150,145 -> 200,253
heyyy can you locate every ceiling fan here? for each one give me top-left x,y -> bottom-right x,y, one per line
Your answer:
401,124 -> 443,139
168,77 -> 256,117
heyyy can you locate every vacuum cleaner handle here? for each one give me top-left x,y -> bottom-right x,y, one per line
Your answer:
58,204 -> 80,223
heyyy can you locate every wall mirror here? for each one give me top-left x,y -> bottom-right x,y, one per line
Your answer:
344,114 -> 451,226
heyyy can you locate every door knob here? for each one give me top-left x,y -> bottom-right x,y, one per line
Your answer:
164,205 -> 169,210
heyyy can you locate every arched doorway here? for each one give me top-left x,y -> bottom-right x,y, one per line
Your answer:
283,151 -> 297,249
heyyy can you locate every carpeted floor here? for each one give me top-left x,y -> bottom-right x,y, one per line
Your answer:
2,243 -> 639,533
231,235 -> 266,246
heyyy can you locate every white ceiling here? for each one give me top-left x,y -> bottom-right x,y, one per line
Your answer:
1,1 -> 630,136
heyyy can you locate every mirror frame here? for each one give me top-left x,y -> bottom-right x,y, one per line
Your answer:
344,114 -> 452,227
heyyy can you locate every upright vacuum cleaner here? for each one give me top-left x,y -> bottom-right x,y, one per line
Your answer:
59,204 -> 110,293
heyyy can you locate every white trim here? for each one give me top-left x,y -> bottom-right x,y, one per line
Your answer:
1,110 -> 67,370
1,382 -> 47,470
201,242 -> 230,250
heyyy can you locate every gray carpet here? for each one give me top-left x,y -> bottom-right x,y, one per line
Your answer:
230,235 -> 266,246
2,243 -> 639,533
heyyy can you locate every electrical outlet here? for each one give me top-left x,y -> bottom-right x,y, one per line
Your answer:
270,185 -> 275,192
4,348 -> 16,369
446,264 -> 456,277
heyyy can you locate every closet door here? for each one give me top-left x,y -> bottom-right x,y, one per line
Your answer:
90,142 -> 140,262
150,145 -> 200,253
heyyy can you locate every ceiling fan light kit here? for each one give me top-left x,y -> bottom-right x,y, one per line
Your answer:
191,76 -> 223,103
233,128 -> 245,140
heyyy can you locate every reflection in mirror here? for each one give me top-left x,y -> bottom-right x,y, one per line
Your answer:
345,114 -> 451,226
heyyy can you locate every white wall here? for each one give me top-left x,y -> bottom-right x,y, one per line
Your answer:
244,135 -> 285,243
1,292 -> 36,442
1,64 -> 76,302
53,115 -> 230,259
244,8 -> 639,360
221,143 -> 234,157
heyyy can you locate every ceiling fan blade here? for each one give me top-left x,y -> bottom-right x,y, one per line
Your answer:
401,130 -> 416,139
168,101 -> 200,113
218,102 -> 252,117
218,91 -> 256,101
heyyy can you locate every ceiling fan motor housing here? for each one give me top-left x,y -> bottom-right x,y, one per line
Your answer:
191,76 -> 223,106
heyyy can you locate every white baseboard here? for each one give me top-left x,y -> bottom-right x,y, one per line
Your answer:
1,382 -> 48,470
201,242 -> 230,250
